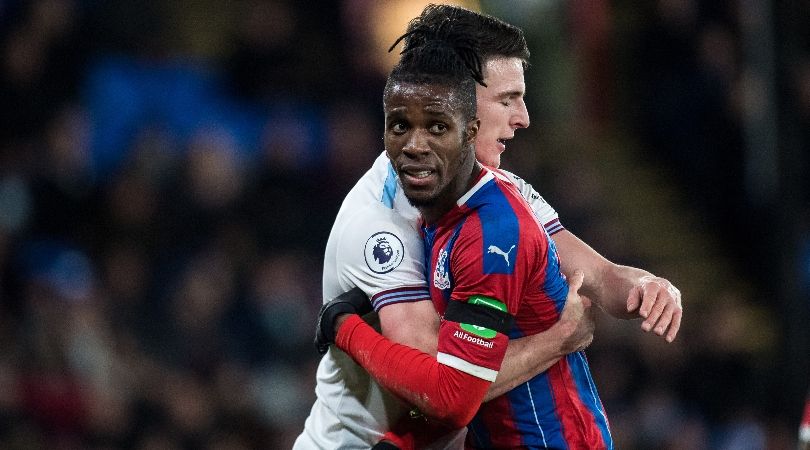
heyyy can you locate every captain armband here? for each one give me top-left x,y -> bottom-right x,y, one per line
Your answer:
444,295 -> 514,339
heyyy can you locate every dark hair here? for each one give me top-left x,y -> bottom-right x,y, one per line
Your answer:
396,4 -> 530,70
383,22 -> 482,122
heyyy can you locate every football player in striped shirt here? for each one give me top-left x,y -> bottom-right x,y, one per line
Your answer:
298,5 -> 681,450
294,13 -> 597,450
328,24 -> 612,448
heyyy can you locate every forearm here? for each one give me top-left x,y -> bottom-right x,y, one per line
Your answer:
485,270 -> 593,401
336,314 -> 489,428
554,230 -> 641,319
485,330 -> 564,401
379,300 -> 440,355
554,230 -> 682,341
590,263 -> 652,319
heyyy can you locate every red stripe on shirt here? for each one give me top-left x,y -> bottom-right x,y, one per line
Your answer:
548,357 -> 606,448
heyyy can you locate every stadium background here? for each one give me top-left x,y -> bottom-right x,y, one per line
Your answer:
0,0 -> 808,448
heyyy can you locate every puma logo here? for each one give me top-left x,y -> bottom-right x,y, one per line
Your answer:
487,244 -> 515,266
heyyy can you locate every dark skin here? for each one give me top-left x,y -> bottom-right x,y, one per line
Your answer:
383,81 -> 481,224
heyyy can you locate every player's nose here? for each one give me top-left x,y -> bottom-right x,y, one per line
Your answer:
402,130 -> 431,157
512,99 -> 530,129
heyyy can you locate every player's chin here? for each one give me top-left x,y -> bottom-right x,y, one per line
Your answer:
403,188 -> 438,208
476,148 -> 502,168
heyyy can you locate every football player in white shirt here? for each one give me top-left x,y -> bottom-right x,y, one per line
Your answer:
295,5 -> 682,449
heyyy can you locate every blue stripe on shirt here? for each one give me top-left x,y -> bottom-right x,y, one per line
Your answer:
569,352 -> 613,449
380,161 -> 397,208
543,234 -> 569,314
511,374 -> 569,449
465,180 -> 520,275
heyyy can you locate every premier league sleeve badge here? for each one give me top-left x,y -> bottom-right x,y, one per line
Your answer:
364,232 -> 405,274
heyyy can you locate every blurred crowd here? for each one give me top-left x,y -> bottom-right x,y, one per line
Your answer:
0,0 -> 807,449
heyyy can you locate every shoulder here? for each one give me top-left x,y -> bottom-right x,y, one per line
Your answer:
468,174 -> 536,231
334,201 -> 418,269
329,201 -> 428,305
493,168 -> 561,231
453,176 -> 544,274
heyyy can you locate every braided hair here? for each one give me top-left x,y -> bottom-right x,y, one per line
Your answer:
389,10 -> 486,87
383,21 -> 483,123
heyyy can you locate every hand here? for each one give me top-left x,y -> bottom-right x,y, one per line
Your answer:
557,270 -> 595,354
314,287 -> 372,354
626,275 -> 682,342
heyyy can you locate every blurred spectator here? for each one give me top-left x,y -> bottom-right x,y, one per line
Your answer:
0,0 -> 85,144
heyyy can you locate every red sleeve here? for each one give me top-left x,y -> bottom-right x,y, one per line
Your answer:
335,314 -> 490,428
433,213 -> 539,376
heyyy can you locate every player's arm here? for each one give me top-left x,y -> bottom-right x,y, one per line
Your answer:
336,205 -> 439,353
328,206 -> 536,428
378,270 -> 594,402
553,229 -> 683,342
483,270 -> 593,400
333,225 -> 519,428
334,293 -> 512,428
506,171 -> 683,342
378,301 -> 439,356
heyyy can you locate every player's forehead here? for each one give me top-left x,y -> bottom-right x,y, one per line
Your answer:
481,57 -> 526,95
384,81 -> 464,117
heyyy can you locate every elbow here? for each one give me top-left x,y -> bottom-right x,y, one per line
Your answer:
422,359 -> 492,428
425,395 -> 480,428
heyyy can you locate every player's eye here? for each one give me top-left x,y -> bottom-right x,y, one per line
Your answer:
502,94 -> 522,107
429,123 -> 447,134
390,122 -> 407,134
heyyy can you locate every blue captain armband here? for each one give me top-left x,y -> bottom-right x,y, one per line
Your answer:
444,295 -> 514,339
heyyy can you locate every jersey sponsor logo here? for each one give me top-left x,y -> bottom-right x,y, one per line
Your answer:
433,248 -> 451,290
452,329 -> 494,348
487,244 -> 515,266
364,232 -> 404,274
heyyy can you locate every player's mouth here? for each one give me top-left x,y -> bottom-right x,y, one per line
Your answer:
497,138 -> 510,152
399,165 -> 438,188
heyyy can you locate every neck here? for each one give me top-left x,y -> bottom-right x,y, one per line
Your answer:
419,162 -> 483,225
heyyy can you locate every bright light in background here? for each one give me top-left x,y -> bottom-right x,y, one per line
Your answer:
362,0 -> 481,75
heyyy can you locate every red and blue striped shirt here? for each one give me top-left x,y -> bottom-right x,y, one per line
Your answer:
425,168 -> 612,449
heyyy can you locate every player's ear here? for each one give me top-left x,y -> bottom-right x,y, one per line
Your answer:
465,118 -> 480,144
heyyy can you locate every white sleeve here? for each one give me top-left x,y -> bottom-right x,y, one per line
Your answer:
499,169 -> 564,235
333,203 -> 431,312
